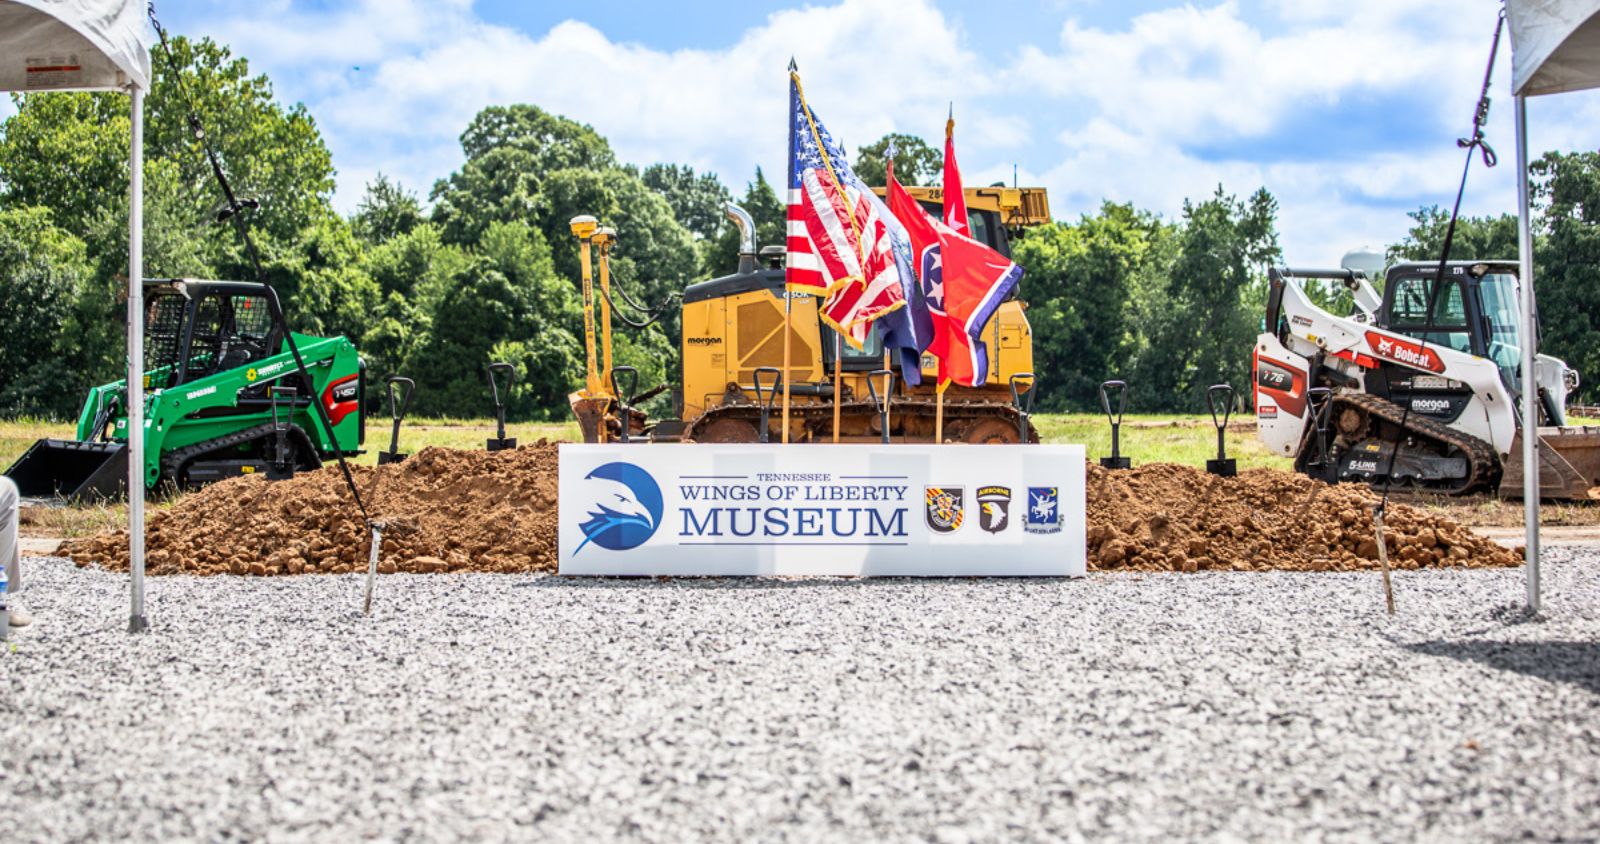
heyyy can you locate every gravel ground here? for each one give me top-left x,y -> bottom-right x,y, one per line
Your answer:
2,552 -> 1597,842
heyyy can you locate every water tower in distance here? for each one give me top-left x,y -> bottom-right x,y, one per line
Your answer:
1339,245 -> 1386,280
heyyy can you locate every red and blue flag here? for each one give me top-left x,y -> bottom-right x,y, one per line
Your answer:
887,173 -> 1022,388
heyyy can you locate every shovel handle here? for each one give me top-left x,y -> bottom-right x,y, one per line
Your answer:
1100,380 -> 1128,426
1207,383 -> 1235,429
385,376 -> 414,454
488,363 -> 515,439
752,367 -> 783,412
386,376 -> 415,421
610,366 -> 639,406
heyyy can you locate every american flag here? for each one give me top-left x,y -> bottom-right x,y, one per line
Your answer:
785,72 -> 907,348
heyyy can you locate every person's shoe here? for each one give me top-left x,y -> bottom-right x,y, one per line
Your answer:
8,607 -> 32,628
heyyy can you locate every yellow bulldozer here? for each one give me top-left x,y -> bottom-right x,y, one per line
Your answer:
568,185 -> 1052,444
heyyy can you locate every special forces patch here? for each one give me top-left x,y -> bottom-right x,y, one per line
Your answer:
924,486 -> 965,533
976,486 -> 1011,533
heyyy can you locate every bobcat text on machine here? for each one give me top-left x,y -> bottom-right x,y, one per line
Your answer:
1254,260 -> 1600,498
572,186 -> 1052,444
6,279 -> 364,501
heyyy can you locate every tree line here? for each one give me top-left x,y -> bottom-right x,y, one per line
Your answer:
3,35 -> 1598,422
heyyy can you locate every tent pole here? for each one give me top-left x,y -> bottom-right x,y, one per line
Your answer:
1515,94 -> 1540,613
128,84 -> 147,633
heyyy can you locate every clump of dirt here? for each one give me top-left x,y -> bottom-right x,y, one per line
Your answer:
64,444 -> 560,576
64,447 -> 1520,576
1085,463 -> 1522,572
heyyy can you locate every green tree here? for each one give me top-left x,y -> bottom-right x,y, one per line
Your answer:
1013,203 -> 1171,411
1531,150 -> 1600,403
853,133 -> 942,187
430,104 -> 616,245
0,34 -> 343,415
0,208 -> 97,417
702,168 -> 785,277
641,163 -> 732,241
1131,186 -> 1279,411
407,221 -> 584,419
352,174 -> 424,245
1388,206 -> 1520,266
261,214 -> 381,346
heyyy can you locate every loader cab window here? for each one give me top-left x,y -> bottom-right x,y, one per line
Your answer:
914,201 -> 1008,257
172,291 -> 280,385
144,291 -> 190,389
1388,276 -> 1470,353
186,293 -> 278,381
1477,273 -> 1525,388
822,324 -> 885,371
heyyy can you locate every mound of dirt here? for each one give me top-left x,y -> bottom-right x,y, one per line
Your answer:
64,444 -> 560,576
1086,463 -> 1521,572
64,445 -> 1520,576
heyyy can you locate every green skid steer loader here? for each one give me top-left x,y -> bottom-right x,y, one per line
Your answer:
6,279 -> 365,501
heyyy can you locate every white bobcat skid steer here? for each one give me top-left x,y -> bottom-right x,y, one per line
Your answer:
1253,261 -> 1600,499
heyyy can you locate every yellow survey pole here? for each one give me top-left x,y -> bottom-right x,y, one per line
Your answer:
594,226 -> 616,389
570,215 -> 601,397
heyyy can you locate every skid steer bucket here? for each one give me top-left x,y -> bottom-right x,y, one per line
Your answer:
5,439 -> 130,502
1499,427 -> 1600,500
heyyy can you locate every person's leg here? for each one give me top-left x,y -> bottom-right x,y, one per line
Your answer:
0,476 -> 16,591
0,477 -> 27,628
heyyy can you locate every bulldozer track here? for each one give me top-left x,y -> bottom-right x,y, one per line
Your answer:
684,394 -> 1040,443
1330,391 -> 1498,495
160,422 -> 321,484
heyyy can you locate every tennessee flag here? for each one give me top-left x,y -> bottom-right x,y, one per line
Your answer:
886,173 -> 1022,388
942,109 -> 969,237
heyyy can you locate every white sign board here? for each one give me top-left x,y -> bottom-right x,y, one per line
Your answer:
558,444 -> 1086,577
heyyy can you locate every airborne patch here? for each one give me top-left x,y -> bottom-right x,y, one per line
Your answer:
976,485 -> 1011,533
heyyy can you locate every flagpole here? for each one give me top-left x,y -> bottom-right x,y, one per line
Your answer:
883,349 -> 893,440
782,59 -> 798,445
831,334 -> 842,443
936,383 -> 945,443
883,145 -> 896,444
782,294 -> 792,444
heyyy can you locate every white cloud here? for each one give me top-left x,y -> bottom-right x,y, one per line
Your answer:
180,0 -> 1600,265
200,0 -> 1003,207
1008,0 -> 1562,261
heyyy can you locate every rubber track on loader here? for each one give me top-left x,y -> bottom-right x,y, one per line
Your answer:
160,422 -> 321,483
685,395 -> 1040,443
1335,391 -> 1498,495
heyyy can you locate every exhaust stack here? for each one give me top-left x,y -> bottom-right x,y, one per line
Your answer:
725,202 -> 757,274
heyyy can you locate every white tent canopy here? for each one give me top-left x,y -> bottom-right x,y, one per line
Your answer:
0,0 -> 150,631
0,0 -> 149,91
1506,0 -> 1600,611
1510,0 -> 1600,95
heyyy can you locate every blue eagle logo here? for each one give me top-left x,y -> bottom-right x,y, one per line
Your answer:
575,462 -> 664,555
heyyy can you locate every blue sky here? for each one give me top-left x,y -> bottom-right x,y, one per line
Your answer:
146,0 -> 1600,263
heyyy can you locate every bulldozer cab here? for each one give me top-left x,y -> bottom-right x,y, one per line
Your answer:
1379,262 -> 1525,396
143,280 -> 285,392
872,184 -> 1052,262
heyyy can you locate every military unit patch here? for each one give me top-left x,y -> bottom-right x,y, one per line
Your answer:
976,485 -> 1010,533
924,486 -> 964,533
